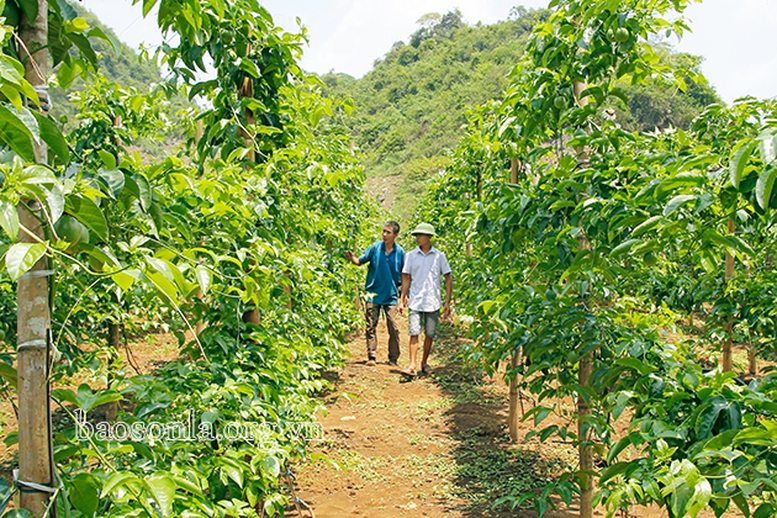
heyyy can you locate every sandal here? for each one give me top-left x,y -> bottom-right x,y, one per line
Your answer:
400,368 -> 417,377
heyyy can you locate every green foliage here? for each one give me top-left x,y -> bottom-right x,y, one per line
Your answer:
0,1 -> 380,516
325,6 -> 716,222
417,0 -> 777,516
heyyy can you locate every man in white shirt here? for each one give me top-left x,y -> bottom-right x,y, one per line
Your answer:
399,223 -> 452,376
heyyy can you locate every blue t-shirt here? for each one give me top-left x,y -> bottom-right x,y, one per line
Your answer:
359,240 -> 406,305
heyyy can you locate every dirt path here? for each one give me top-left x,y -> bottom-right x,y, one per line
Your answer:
291,320 -> 579,518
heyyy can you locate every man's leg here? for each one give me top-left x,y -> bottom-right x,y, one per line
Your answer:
384,305 -> 401,364
364,303 -> 379,365
405,310 -> 421,374
421,311 -> 439,372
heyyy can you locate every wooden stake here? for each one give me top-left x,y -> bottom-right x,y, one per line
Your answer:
239,64 -> 260,324
578,353 -> 594,518
18,2 -> 55,515
103,323 -> 120,421
508,349 -> 521,442
722,218 -> 735,373
573,78 -> 594,518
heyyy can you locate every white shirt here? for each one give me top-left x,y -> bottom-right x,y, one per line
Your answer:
402,246 -> 451,312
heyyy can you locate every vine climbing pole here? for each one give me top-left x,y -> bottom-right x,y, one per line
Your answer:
573,79 -> 594,518
508,158 -> 522,442
722,217 -> 735,373
17,0 -> 55,515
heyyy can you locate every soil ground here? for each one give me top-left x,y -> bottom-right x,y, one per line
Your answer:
289,317 -> 744,518
0,319 -> 749,516
291,319 -> 589,518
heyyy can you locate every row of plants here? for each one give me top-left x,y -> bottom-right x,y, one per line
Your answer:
1,0 -> 378,516
416,0 -> 777,516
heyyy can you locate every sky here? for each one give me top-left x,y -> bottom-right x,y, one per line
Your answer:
78,0 -> 776,105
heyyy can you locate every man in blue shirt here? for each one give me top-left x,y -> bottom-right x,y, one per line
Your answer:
346,221 -> 406,366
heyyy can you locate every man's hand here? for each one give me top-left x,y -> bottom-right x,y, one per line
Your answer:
345,250 -> 359,265
442,303 -> 451,320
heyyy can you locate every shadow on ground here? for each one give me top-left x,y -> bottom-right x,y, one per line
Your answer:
427,322 -> 578,518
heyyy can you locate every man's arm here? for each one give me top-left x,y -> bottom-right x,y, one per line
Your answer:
344,250 -> 361,265
442,272 -> 452,319
400,273 -> 411,307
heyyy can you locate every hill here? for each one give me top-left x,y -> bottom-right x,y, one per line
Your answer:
322,7 -> 719,221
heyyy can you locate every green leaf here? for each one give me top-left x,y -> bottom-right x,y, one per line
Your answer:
88,26 -> 121,54
0,105 -> 35,161
142,0 -> 158,17
145,270 -> 180,301
734,425 -> 777,447
755,162 -> 777,209
615,357 -> 654,375
112,269 -> 140,292
610,238 -> 641,258
97,150 -> 117,170
754,504 -> 775,518
631,215 -> 662,238
67,196 -> 108,242
599,462 -> 631,484
32,112 -> 70,165
68,33 -> 98,68
523,405 -> 553,427
729,139 -> 757,189
195,265 -> 211,296
0,363 -> 17,389
663,195 -> 696,216
173,475 -> 203,497
0,200 -> 20,241
18,0 -> 39,23
101,472 -> 141,498
239,57 -> 260,78
145,474 -> 176,516
134,173 -> 152,212
43,184 -> 65,226
757,130 -> 776,165
261,455 -> 281,479
98,169 -> 126,198
51,388 -> 78,407
5,242 -> 47,281
69,473 -> 99,518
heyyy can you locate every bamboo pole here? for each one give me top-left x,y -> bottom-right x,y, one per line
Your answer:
17,1 -> 55,515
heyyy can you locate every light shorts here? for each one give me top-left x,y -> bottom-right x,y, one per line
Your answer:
408,310 -> 439,338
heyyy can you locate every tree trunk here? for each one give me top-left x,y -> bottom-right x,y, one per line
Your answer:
510,158 -> 519,184
17,2 -> 55,515
748,344 -> 757,377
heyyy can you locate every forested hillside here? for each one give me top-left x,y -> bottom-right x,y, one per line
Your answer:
324,7 -> 718,221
